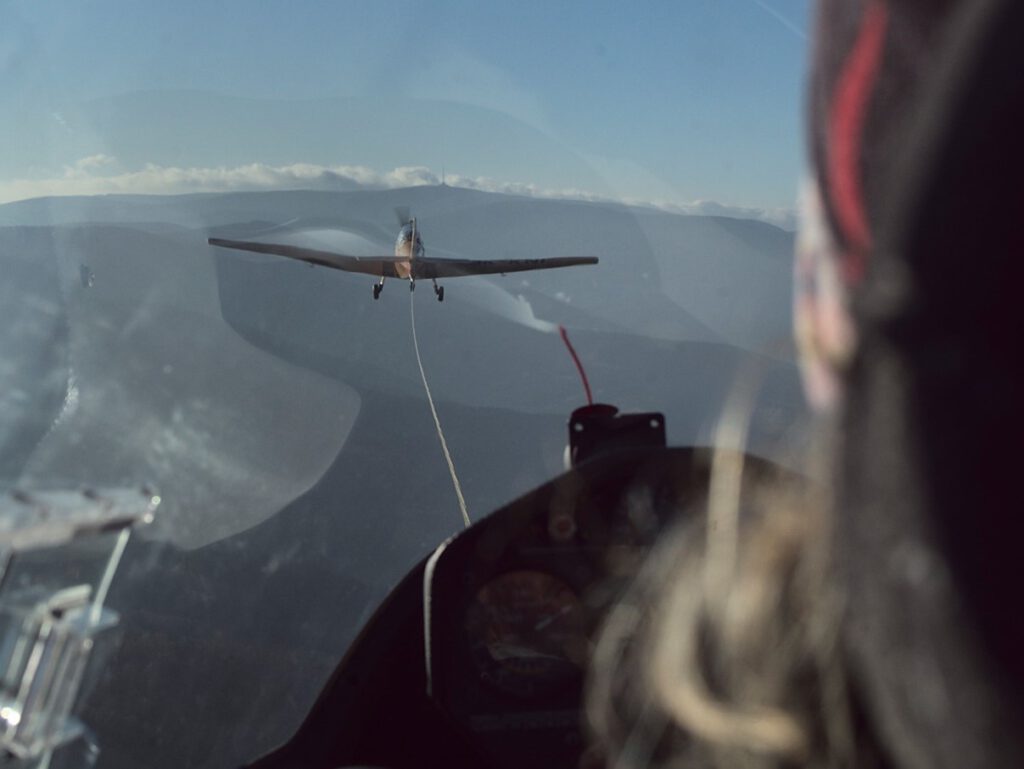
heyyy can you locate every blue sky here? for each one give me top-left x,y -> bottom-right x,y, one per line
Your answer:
1,0 -> 811,214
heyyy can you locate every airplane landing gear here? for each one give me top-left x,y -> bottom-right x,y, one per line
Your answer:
409,279 -> 415,292
432,280 -> 444,302
373,277 -> 385,300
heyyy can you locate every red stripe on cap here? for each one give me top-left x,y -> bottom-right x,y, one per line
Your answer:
828,0 -> 889,284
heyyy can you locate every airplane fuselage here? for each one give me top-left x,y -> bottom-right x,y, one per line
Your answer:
393,220 -> 424,279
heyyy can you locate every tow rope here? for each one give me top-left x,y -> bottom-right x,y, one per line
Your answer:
410,291 -> 471,529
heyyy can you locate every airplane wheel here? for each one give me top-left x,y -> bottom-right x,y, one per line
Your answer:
373,284 -> 381,300
410,281 -> 415,292
437,287 -> 444,302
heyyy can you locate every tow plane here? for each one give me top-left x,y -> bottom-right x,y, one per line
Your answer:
208,209 -> 598,302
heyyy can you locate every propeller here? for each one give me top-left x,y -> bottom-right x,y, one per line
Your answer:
393,206 -> 411,227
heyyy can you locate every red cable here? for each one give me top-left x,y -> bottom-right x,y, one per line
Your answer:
559,325 -> 593,405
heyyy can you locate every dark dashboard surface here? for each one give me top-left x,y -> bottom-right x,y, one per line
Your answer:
249,446 -> 788,769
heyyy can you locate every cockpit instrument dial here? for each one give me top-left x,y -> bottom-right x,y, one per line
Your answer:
464,571 -> 587,699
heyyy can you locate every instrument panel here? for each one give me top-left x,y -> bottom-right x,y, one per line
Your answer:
250,446 -> 792,769
423,447 -> 725,769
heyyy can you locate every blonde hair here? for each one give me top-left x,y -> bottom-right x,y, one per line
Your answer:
586,418 -> 862,769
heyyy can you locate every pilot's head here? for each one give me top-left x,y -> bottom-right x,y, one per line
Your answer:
794,2 -> 1024,767
590,3 -> 1024,768
396,223 -> 420,243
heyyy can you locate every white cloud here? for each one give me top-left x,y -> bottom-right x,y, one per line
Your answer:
63,154 -> 117,176
0,157 -> 796,230
657,199 -> 798,231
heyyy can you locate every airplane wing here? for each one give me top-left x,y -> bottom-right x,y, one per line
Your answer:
413,256 -> 598,279
207,237 -> 407,278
